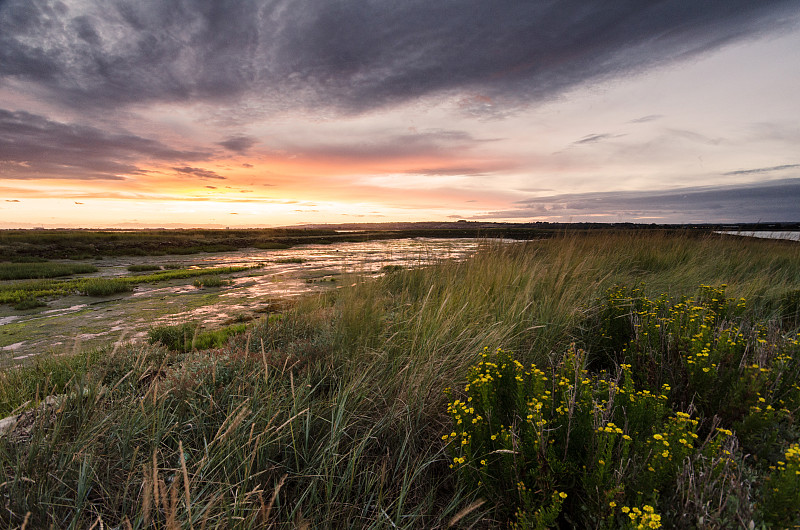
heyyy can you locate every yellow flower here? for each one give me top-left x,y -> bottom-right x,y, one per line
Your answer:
558,492 -> 567,499
609,501 -> 616,508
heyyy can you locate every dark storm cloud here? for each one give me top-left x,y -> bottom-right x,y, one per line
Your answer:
0,1 -> 796,114
723,164 -> 800,176
172,166 -> 226,180
476,179 -> 800,222
218,135 -> 257,153
0,109 -> 205,180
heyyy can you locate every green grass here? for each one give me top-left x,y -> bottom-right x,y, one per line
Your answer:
0,232 -> 797,528
147,321 -> 249,352
0,265 -> 256,306
80,278 -> 133,296
192,274 -> 224,288
0,261 -> 97,280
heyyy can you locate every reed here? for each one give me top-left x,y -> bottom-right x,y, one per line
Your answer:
0,231 -> 797,527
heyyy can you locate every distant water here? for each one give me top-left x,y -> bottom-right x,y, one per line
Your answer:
717,231 -> 800,242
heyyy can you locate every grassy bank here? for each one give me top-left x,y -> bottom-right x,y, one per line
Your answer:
0,262 -> 99,280
0,265 -> 257,307
0,232 -> 798,528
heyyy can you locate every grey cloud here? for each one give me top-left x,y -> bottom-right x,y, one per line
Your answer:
172,166 -> 226,180
279,129 -> 491,161
573,133 -> 624,145
0,109 -> 204,180
476,178 -> 800,222
723,163 -> 800,176
1,1 -> 796,114
630,114 -> 663,123
218,135 -> 257,153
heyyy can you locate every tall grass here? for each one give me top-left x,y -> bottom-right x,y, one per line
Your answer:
0,232 -> 797,527
0,261 -> 97,280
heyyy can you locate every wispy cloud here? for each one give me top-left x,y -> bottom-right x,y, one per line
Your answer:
218,135 -> 257,153
630,114 -> 663,123
172,166 -> 226,180
573,133 -> 625,145
723,163 -> 799,176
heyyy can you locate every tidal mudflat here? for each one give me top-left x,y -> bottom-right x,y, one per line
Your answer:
0,238 -> 484,363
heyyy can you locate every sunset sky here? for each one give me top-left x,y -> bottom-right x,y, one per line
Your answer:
1,1 -> 799,228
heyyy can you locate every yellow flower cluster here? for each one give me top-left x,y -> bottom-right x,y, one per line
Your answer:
619,504 -> 662,529
597,421 -> 623,435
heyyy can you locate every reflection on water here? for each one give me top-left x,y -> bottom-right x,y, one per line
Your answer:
717,231 -> 800,242
0,238 -> 490,363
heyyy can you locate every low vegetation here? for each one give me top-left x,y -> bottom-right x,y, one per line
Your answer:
445,286 -> 800,528
0,265 -> 255,306
0,261 -> 97,280
0,232 -> 798,528
148,321 -> 250,352
193,274 -> 225,288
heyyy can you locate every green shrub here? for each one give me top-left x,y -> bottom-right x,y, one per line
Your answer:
193,274 -> 224,288
147,321 -> 247,352
12,296 -> 47,310
79,278 -> 132,296
760,444 -> 800,527
446,286 -> 800,528
147,322 -> 198,352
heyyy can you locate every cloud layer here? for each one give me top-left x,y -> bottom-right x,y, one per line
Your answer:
1,1 -> 796,114
0,109 -> 204,180
1,1 -> 798,226
476,178 -> 800,223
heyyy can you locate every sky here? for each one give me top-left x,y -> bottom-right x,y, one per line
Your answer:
1,0 -> 799,228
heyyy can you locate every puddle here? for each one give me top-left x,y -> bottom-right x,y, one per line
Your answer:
0,238 -> 492,365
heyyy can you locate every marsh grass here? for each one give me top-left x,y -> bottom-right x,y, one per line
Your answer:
80,278 -> 133,296
0,232 -> 797,527
147,321 -> 247,352
0,265 -> 255,306
0,261 -> 97,280
192,274 -> 225,288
